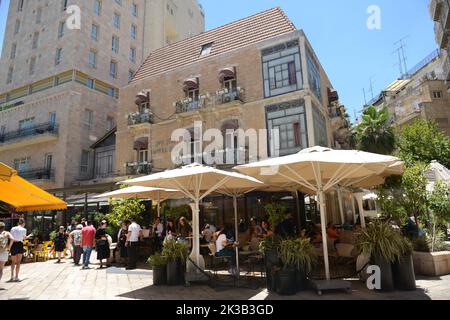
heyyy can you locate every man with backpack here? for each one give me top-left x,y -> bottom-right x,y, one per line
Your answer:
69,224 -> 83,266
0,221 -> 14,287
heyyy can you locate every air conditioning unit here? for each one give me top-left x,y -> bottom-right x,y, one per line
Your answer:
224,96 -> 232,103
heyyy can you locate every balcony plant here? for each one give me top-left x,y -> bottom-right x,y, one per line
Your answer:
147,253 -> 167,286
276,238 -> 317,295
162,239 -> 189,286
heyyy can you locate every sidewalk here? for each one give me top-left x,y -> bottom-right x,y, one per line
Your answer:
0,257 -> 449,300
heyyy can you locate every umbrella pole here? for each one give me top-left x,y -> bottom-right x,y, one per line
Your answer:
191,199 -> 201,269
355,193 -> 366,229
157,192 -> 161,218
337,187 -> 345,224
233,195 -> 239,279
318,191 -> 331,281
351,193 -> 357,225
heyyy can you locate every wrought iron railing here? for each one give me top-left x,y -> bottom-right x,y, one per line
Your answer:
125,162 -> 152,175
127,111 -> 154,126
175,88 -> 245,114
0,122 -> 58,144
19,168 -> 55,181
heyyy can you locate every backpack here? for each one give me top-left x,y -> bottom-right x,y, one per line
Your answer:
0,232 -> 8,253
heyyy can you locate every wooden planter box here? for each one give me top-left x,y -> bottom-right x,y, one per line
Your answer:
413,251 -> 450,276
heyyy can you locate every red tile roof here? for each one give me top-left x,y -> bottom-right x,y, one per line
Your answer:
131,7 -> 297,83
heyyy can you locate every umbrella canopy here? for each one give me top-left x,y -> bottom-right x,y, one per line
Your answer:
0,163 -> 67,212
122,163 -> 263,273
234,146 -> 404,280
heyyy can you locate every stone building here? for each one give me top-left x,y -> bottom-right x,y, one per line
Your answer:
0,0 -> 205,195
115,8 -> 348,226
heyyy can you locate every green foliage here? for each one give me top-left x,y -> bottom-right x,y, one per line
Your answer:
147,252 -> 167,267
397,119 -> 450,168
412,236 -> 430,253
259,235 -> 281,253
429,181 -> 450,223
356,221 -> 412,262
278,238 -> 317,274
49,230 -> 57,241
106,198 -> 146,228
165,205 -> 191,223
354,106 -> 395,155
264,201 -> 288,231
162,239 -> 189,262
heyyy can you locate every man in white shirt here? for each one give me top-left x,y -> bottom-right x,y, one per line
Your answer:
126,218 -> 142,270
9,219 -> 32,282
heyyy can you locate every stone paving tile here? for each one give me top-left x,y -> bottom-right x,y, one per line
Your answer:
0,256 -> 449,300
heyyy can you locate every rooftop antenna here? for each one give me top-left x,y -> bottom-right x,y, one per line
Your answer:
393,36 -> 409,78
369,75 -> 376,100
362,88 -> 367,105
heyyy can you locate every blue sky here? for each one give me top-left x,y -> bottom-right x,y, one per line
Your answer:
0,0 -> 435,121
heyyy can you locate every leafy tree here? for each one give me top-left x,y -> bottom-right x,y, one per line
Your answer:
354,106 -> 395,155
427,182 -> 450,252
106,198 -> 146,228
397,119 -> 450,168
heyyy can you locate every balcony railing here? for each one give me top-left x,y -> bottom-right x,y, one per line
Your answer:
175,88 -> 245,114
19,168 -> 55,181
127,110 -> 154,126
0,122 -> 58,144
125,162 -> 152,176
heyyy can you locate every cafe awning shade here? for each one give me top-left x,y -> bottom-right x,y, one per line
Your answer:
0,163 -> 67,212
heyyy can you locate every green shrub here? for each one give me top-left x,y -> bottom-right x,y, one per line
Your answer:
147,252 -> 167,267
278,238 -> 317,274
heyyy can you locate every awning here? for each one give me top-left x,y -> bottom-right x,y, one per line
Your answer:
218,67 -> 236,82
0,163 -> 67,212
135,89 -> 151,105
183,78 -> 199,91
133,137 -> 148,150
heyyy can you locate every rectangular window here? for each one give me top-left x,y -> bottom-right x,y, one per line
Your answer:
93,0 -> 101,16
200,43 -> 213,56
84,109 -> 93,129
129,47 -> 136,63
14,20 -> 20,34
36,8 -> 42,24
110,61 -> 117,79
106,116 -> 114,131
306,48 -> 322,101
128,70 -> 134,82
10,43 -> 16,59
18,0 -> 24,12
62,0 -> 68,11
80,150 -> 90,174
432,91 -> 443,99
113,12 -> 121,29
262,40 -> 302,98
32,32 -> 39,49
58,21 -> 65,38
88,50 -> 97,68
91,24 -> 98,40
312,103 -> 328,147
29,57 -> 36,75
14,158 -> 30,173
45,154 -> 53,170
55,48 -> 62,65
19,118 -> 35,131
49,112 -> 57,127
131,24 -> 137,40
131,3 -> 138,17
6,67 -> 13,84
139,150 -> 148,164
112,35 -> 119,53
87,78 -> 94,89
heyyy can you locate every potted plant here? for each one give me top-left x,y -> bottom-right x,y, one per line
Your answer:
259,235 -> 281,292
162,239 -> 188,285
392,236 -> 416,290
356,221 -> 407,291
276,238 -> 317,295
147,253 -> 167,286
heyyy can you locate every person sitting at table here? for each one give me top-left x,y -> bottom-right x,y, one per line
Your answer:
260,220 -> 274,238
275,212 -> 297,239
326,223 -> 340,248
177,217 -> 192,247
215,228 -> 237,275
164,218 -> 176,238
201,224 -> 213,244
250,218 -> 263,236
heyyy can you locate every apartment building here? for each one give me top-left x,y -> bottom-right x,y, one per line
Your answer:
0,0 -> 205,195
115,8 -> 348,226
367,50 -> 450,136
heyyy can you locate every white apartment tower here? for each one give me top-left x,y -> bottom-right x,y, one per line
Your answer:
0,0 -> 205,194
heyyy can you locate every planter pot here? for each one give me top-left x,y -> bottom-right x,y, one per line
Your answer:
264,250 -> 279,268
373,254 -> 394,292
296,271 -> 309,291
264,250 -> 279,292
152,265 -> 167,286
392,255 -> 416,291
167,260 -> 180,286
177,258 -> 186,285
275,269 -> 297,295
413,251 -> 450,276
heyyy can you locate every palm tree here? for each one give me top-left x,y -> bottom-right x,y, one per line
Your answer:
355,106 -> 395,155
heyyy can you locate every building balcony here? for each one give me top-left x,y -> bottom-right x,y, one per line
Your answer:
127,110 -> 155,126
430,0 -> 444,21
174,88 -> 245,114
125,162 -> 152,176
19,168 -> 55,182
435,22 -> 450,49
0,122 -> 59,152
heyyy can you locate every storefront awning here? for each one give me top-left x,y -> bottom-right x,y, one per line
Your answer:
133,137 -> 149,150
0,163 -> 67,212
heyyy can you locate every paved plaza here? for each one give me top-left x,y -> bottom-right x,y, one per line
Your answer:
0,255 -> 449,300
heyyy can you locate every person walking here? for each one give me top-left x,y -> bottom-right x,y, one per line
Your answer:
118,221 -> 129,267
81,220 -> 96,270
9,219 -> 32,282
95,221 -> 110,269
54,226 -> 68,263
126,218 -> 142,270
0,222 -> 14,287
69,224 -> 83,265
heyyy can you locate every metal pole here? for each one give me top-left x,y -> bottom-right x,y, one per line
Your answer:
157,191 -> 161,218
337,187 -> 345,224
84,193 -> 88,219
233,195 -> 239,278
319,191 -> 330,281
355,193 -> 366,229
351,193 -> 357,225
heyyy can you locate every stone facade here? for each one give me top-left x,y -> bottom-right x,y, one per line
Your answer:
0,0 -> 205,193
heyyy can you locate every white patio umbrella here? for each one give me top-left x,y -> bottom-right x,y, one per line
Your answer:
121,163 -> 263,276
94,186 -> 183,217
234,146 -> 404,280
